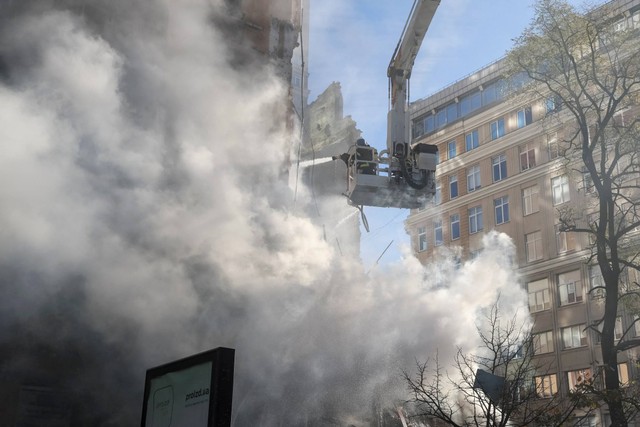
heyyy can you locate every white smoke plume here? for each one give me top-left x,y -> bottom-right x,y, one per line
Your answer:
0,1 -> 528,425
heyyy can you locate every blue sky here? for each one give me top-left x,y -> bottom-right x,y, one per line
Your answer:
308,0 -> 585,267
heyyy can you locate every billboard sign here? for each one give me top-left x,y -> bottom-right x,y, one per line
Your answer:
141,347 -> 234,427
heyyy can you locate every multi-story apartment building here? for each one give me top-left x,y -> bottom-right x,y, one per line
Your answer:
405,1 -> 640,424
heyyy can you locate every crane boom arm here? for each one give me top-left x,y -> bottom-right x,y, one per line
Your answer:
388,0 -> 439,85
331,0 -> 440,209
387,0 -> 439,163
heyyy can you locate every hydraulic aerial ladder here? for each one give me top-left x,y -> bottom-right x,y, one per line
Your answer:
334,0 -> 440,209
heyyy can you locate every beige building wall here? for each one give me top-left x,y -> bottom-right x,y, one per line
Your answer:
405,2 -> 640,423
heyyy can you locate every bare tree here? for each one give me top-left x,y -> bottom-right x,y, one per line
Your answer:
403,301 -> 578,426
507,1 -> 640,425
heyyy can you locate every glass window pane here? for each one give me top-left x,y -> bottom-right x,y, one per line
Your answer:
425,116 -> 434,133
447,103 -> 458,122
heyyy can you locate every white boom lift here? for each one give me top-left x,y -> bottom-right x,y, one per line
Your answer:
333,0 -> 440,209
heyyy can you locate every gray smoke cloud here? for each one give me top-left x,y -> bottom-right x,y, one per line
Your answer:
0,1 -> 528,425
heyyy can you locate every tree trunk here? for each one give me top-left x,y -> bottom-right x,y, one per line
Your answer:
599,192 -> 626,427
600,300 -> 626,427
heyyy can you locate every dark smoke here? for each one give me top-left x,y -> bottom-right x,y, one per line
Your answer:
0,1 -> 527,425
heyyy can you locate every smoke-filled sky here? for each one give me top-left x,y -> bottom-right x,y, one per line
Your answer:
309,0 -> 587,267
0,0 -> 533,425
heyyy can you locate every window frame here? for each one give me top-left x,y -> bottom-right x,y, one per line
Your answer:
434,220 -> 443,246
525,231 -> 543,262
533,331 -> 554,355
589,265 -> 605,299
519,143 -> 536,171
547,132 -> 559,160
490,118 -> 505,140
616,317 -> 624,340
450,214 -> 461,240
465,129 -> 479,151
596,317 -> 624,342
567,368 -> 592,391
555,223 -> 577,253
494,196 -> 510,225
618,362 -> 630,386
467,165 -> 481,192
492,154 -> 507,182
447,140 -> 457,160
545,97 -> 557,115
551,175 -> 570,205
527,278 -> 550,312
516,106 -> 532,128
557,270 -> 583,306
449,174 -> 458,199
522,185 -> 539,215
418,226 -> 427,252
468,206 -> 483,234
561,324 -> 587,349
534,374 -> 558,398
434,182 -> 441,205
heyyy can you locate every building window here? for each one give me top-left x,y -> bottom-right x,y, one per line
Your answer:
614,17 -> 627,32
567,368 -> 592,391
528,278 -> 550,312
596,317 -> 624,343
436,109 -> 447,128
425,116 -> 435,134
634,315 -> 640,337
616,317 -> 624,340
534,374 -> 558,398
589,265 -> 605,299
522,185 -> 539,215
447,103 -> 458,123
483,82 -> 499,104
533,331 -> 554,355
632,10 -> 640,28
557,270 -> 583,306
418,227 -> 427,252
562,324 -> 587,349
547,133 -> 559,160
468,206 -> 483,234
460,91 -> 481,116
450,214 -> 460,240
422,115 -> 436,133
467,165 -> 481,192
517,106 -> 532,128
574,417 -> 597,427
551,175 -> 570,205
546,96 -> 561,114
556,224 -> 577,253
434,220 -> 443,246
581,167 -> 594,193
434,182 -> 441,205
448,140 -> 457,160
519,143 -> 536,171
525,231 -> 543,262
587,212 -> 599,245
449,175 -> 458,199
618,363 -> 630,386
492,154 -> 507,182
465,130 -> 479,151
490,118 -> 505,140
413,120 -> 425,138
494,196 -> 509,225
